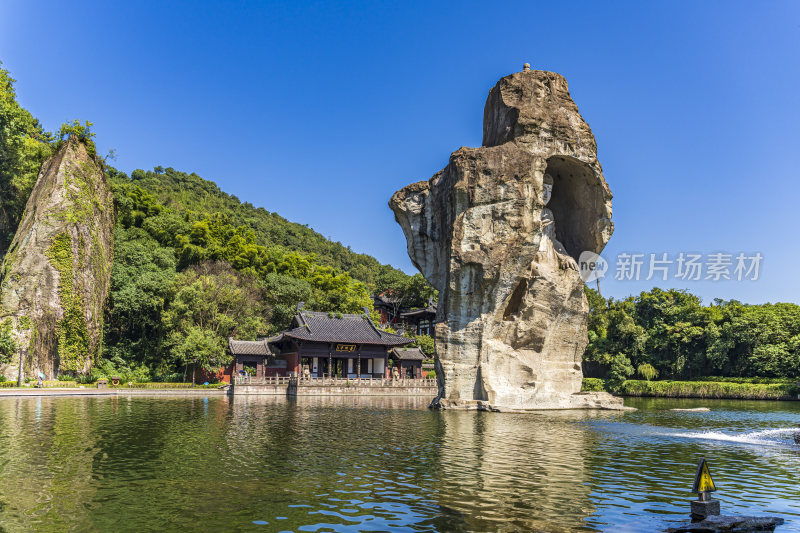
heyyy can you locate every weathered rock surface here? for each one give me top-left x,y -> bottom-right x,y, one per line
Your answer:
0,137 -> 113,379
390,67 -> 623,410
665,515 -> 785,532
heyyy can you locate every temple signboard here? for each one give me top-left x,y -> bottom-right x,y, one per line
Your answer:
335,343 -> 356,353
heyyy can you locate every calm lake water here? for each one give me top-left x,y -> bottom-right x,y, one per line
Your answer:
0,395 -> 798,532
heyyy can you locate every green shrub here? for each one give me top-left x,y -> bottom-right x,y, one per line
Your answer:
56,374 -> 76,382
581,377 -> 605,392
693,376 -> 796,384
76,373 -> 96,384
0,374 -> 6,382
92,355 -> 151,383
121,382 -> 222,389
0,381 -> 18,388
42,380 -> 79,388
619,379 -> 800,400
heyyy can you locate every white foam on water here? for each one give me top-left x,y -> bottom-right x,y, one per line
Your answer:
660,427 -> 799,446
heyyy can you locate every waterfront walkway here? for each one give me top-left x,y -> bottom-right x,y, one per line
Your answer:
0,387 -> 227,397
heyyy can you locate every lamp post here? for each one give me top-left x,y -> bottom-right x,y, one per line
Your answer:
17,345 -> 26,386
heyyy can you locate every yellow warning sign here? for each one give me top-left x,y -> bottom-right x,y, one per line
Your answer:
691,457 -> 717,493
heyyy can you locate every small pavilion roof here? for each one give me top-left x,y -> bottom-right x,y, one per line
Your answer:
228,338 -> 271,356
390,347 -> 426,361
398,306 -> 436,318
398,298 -> 438,318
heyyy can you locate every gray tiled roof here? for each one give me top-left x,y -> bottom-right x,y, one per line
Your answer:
228,338 -> 271,356
390,347 -> 426,361
398,304 -> 437,318
281,311 -> 411,346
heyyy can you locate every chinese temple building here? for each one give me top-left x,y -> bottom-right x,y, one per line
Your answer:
389,347 -> 426,378
397,301 -> 436,336
372,295 -> 437,336
267,305 -> 412,378
227,338 -> 272,378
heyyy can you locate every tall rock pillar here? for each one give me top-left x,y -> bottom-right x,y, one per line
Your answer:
390,66 -> 624,410
0,136 -> 114,379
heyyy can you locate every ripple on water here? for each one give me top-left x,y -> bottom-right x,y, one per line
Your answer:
0,395 -> 798,532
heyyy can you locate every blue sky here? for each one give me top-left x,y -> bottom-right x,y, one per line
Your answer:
1,1 -> 798,304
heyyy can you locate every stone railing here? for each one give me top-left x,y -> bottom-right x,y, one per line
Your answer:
233,375 -> 436,388
233,375 -> 294,386
298,376 -> 436,387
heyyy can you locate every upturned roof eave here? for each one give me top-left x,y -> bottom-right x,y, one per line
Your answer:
278,332 -> 411,346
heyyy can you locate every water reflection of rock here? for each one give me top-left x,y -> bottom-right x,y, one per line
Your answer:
0,397 -> 99,529
430,410 -> 623,532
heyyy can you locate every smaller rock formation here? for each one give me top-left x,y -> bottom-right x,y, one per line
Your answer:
390,65 -> 625,411
0,136 -> 114,379
665,515 -> 785,533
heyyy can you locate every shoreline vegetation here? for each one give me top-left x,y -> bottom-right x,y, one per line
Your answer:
582,377 -> 800,401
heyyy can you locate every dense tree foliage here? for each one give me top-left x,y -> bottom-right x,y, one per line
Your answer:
0,63 -> 54,256
162,262 -> 269,380
585,287 -> 800,383
373,270 -> 437,318
122,166 -> 409,286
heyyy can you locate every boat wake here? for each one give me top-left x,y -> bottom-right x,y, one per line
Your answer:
661,427 -> 799,446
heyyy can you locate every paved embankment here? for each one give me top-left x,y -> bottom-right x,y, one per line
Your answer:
0,388 -> 228,397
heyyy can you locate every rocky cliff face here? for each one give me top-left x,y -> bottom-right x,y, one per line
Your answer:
390,67 -> 623,410
0,136 -> 113,379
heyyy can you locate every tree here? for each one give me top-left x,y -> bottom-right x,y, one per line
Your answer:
374,271 -> 437,322
409,334 -> 435,358
55,119 -> 97,157
162,261 -> 270,381
168,326 -> 223,386
259,273 -> 312,332
607,353 -> 634,392
0,321 -> 15,366
104,226 -> 177,370
0,62 -> 54,256
637,363 -> 658,381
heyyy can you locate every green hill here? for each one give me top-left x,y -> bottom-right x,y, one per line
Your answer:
122,166 -> 402,286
